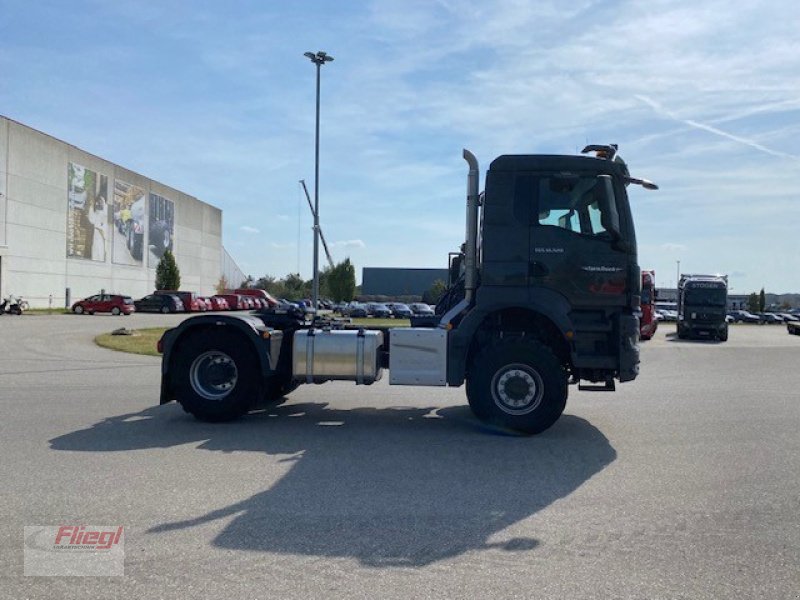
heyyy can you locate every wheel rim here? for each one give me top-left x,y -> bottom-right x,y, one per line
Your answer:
491,363 -> 544,415
161,306 -> 169,313
189,351 -> 238,401
75,306 -> 83,314
112,308 -> 120,315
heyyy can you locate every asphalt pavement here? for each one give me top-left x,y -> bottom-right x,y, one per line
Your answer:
1,315 -> 798,599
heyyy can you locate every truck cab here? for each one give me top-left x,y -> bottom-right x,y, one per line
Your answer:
677,274 -> 729,341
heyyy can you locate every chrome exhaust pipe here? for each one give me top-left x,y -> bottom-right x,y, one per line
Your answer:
463,149 -> 479,303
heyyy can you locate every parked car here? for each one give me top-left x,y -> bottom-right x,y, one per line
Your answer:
195,297 -> 209,311
197,297 -> 216,311
759,313 -> 782,324
389,303 -> 413,318
656,309 -> 678,322
344,302 -> 369,318
729,310 -> 760,323
788,321 -> 800,336
367,303 -> 392,318
232,288 -> 280,308
216,294 -> 246,310
134,294 -> 184,314
209,296 -> 230,311
778,313 -> 799,322
154,290 -> 201,312
72,294 -> 135,316
409,302 -> 435,316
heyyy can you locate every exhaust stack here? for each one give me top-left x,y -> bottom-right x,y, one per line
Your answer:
463,149 -> 479,303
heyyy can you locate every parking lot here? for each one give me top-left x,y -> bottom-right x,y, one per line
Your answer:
1,316 -> 798,599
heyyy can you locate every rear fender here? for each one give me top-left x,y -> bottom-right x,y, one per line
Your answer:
159,314 -> 282,404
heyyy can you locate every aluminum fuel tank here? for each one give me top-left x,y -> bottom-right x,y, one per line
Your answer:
292,329 -> 384,384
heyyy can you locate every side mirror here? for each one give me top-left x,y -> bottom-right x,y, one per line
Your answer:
597,175 -> 621,239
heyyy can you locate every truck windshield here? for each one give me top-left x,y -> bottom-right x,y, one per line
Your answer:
685,288 -> 726,306
641,287 -> 653,304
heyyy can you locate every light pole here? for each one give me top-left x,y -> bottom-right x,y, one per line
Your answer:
304,50 -> 334,314
676,260 -> 680,293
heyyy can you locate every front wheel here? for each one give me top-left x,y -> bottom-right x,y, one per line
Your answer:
173,330 -> 260,422
73,305 -> 84,315
111,307 -> 121,316
161,306 -> 170,314
718,324 -> 729,342
466,339 -> 567,434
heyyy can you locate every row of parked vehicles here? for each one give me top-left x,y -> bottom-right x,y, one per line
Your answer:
335,301 -> 435,319
654,307 -> 800,324
70,289 -> 279,315
70,290 -> 438,319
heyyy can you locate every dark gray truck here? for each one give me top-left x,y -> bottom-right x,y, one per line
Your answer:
676,274 -> 729,341
158,145 -> 657,434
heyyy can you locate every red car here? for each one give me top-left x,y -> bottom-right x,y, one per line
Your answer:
216,294 -> 246,310
72,294 -> 136,316
197,297 -> 214,311
209,296 -> 230,311
232,288 -> 280,308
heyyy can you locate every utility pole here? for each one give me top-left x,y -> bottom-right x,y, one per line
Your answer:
303,50 -> 334,312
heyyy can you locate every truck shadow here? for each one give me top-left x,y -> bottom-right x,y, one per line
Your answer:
50,401 -> 615,567
664,332 -> 723,344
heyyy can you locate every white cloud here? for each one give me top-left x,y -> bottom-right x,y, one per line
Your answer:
240,225 -> 260,234
661,243 -> 686,253
330,239 -> 366,249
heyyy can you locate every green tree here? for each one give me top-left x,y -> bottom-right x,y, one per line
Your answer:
422,279 -> 447,305
327,258 -> 356,302
759,288 -> 766,313
155,249 -> 181,290
747,292 -> 759,313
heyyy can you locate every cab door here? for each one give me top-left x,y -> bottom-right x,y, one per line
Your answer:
517,172 -> 630,309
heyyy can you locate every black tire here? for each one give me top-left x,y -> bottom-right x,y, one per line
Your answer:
111,307 -> 121,316
466,338 -> 567,434
173,330 -> 260,422
718,325 -> 729,342
161,306 -> 170,314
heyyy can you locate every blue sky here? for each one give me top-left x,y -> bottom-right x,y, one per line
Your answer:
2,0 -> 798,293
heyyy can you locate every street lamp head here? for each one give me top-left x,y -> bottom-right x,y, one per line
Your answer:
304,50 -> 334,65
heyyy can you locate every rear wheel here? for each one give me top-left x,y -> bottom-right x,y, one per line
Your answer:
466,338 -> 567,434
161,306 -> 170,314
173,330 -> 260,422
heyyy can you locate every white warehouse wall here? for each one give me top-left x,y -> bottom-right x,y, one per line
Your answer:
0,116 -> 223,307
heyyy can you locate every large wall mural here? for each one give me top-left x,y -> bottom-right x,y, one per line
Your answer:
67,163 -> 110,261
147,193 -> 175,267
112,180 -> 146,266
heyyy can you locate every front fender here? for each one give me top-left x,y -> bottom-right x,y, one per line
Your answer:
447,288 -> 574,385
159,314 -> 282,404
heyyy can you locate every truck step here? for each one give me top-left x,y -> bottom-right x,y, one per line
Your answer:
578,380 -> 616,392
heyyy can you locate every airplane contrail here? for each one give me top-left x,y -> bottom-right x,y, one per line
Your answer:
635,94 -> 800,161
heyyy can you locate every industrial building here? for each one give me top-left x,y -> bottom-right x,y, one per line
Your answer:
0,116 -> 230,307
